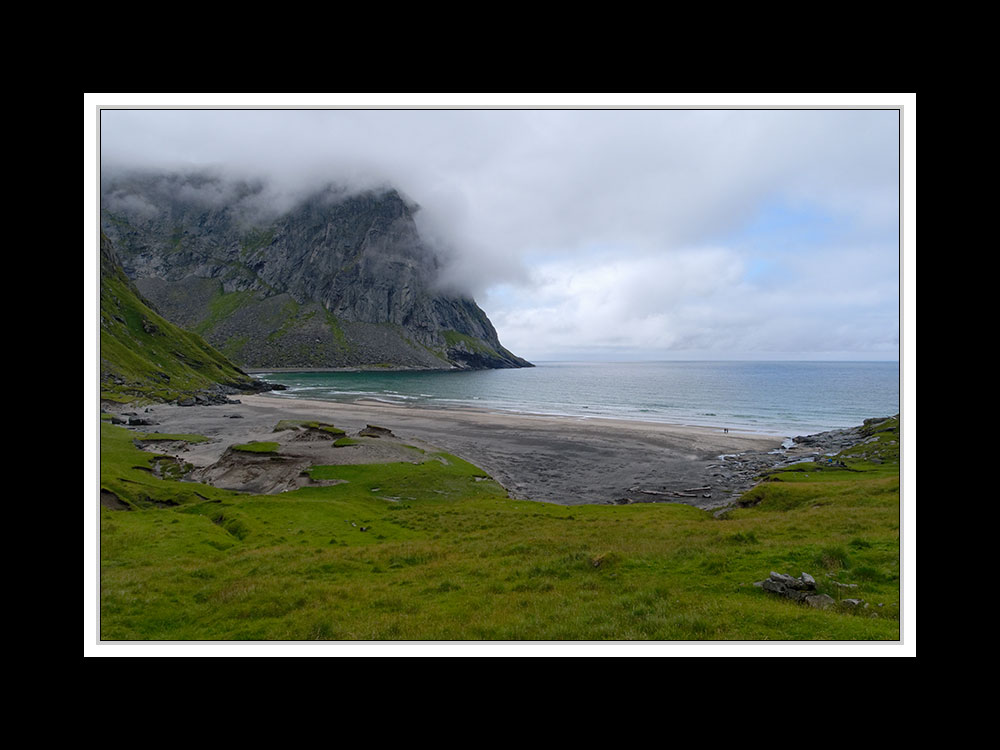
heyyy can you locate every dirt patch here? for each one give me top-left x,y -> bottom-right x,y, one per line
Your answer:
180,428 -> 440,495
100,489 -> 130,510
189,451 -> 309,495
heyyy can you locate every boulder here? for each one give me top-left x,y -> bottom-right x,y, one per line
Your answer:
805,594 -> 835,609
359,424 -> 395,438
756,571 -> 826,606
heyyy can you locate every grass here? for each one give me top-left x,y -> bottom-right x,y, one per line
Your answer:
231,441 -> 280,454
98,417 -> 902,641
273,420 -> 346,438
192,289 -> 256,337
325,310 -> 351,351
442,329 -> 500,358
134,433 -> 211,444
100,235 -> 257,403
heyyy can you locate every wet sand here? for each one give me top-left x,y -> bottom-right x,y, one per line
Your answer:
115,393 -> 786,508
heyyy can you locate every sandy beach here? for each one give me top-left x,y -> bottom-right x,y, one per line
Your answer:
108,392 -> 796,509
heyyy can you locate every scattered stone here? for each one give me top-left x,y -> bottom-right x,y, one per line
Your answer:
805,594 -> 835,609
755,571 -> 826,605
842,598 -> 867,608
709,416 -> 898,513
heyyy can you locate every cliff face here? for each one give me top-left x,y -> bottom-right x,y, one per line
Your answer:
100,232 -> 271,402
100,172 -> 532,370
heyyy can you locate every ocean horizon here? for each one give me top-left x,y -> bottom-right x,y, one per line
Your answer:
253,360 -> 900,438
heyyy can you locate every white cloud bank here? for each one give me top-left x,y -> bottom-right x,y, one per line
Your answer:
98,103 -> 901,361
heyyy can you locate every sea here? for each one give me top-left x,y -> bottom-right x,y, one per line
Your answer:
253,361 -> 900,438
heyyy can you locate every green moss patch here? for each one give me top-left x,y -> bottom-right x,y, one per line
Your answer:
273,420 -> 346,438
232,441 -> 280,454
442,329 -> 500,358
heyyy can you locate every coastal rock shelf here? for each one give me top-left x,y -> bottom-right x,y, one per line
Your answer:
615,415 -> 900,512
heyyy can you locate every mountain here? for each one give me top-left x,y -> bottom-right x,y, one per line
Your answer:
100,232 -> 272,403
99,171 -> 532,371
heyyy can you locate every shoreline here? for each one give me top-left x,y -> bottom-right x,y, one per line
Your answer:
245,364 -> 895,439
256,388 -> 804,439
260,392 -> 784,440
109,392 -> 808,509
246,367 -> 459,374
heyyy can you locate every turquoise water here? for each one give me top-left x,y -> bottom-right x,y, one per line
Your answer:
254,361 -> 900,437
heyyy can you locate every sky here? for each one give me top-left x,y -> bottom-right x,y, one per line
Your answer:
93,96 -> 906,362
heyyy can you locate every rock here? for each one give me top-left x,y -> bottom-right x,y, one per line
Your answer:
768,571 -> 812,591
842,598 -> 867,608
359,424 -> 395,438
805,594 -> 835,609
757,571 -> 826,605
101,176 -> 532,371
760,579 -> 784,594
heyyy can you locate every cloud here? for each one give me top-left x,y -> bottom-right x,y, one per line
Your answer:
98,106 -> 900,359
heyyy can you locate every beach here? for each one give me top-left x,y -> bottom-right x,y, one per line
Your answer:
108,393 -> 800,509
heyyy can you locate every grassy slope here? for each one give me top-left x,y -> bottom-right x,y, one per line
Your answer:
99,417 -> 901,641
100,233 -> 259,403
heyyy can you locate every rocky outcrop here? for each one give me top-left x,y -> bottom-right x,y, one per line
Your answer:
100,232 -> 279,403
752,571 -> 879,611
754,571 -> 835,609
100,171 -> 532,371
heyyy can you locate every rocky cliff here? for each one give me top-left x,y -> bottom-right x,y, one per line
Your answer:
100,171 -> 532,370
100,232 -> 273,403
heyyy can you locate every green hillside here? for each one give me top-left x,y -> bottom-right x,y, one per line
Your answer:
99,233 -> 266,404
99,416 -> 900,641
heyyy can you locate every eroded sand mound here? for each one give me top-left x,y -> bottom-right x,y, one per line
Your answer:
133,418 -> 443,495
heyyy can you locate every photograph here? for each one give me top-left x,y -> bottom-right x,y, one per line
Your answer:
85,94 -> 913,655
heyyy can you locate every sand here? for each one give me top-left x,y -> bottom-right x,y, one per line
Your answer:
112,392 -> 789,509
